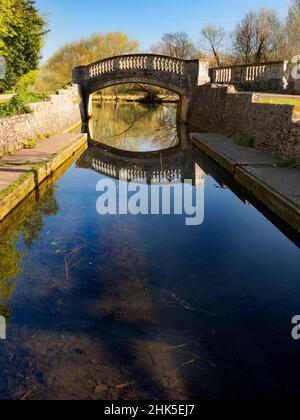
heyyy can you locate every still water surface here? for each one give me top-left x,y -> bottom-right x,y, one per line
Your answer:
90,101 -> 179,152
0,103 -> 300,400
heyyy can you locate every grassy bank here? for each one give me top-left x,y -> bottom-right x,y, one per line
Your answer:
0,92 -> 45,118
258,97 -> 300,107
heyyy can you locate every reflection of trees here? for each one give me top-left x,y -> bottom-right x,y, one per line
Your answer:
92,102 -> 179,152
0,187 -> 59,319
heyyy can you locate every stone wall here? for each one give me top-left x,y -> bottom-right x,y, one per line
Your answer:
0,85 -> 82,157
188,84 -> 300,167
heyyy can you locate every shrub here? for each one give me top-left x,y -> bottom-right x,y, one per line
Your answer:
13,92 -> 45,104
23,137 -> 37,149
275,156 -> 297,168
0,92 -> 45,117
235,134 -> 254,148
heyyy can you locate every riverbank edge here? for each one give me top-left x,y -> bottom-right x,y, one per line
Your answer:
191,133 -> 300,234
0,133 -> 88,222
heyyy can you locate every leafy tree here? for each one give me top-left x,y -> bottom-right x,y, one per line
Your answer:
0,0 -> 22,54
0,0 -> 47,92
35,32 -> 139,92
15,69 -> 38,92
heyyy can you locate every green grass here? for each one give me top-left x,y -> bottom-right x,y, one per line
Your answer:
258,97 -> 300,107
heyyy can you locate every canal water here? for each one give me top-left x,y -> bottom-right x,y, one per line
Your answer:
0,102 -> 300,400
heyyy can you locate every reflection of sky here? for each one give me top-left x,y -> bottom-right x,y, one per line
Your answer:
2,129 -> 300,398
2,143 -> 300,399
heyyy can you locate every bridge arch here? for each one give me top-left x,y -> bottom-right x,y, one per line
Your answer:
72,54 -> 210,121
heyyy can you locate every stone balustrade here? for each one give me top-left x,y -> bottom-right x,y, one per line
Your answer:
87,54 -> 186,80
89,59 -> 114,77
119,55 -> 148,71
153,57 -> 184,75
210,61 -> 289,91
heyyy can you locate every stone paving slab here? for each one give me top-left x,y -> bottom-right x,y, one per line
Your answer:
191,132 -> 300,233
0,94 -> 13,102
0,165 -> 33,192
0,132 -> 84,193
0,133 -> 82,165
192,133 -> 276,172
239,166 -> 300,207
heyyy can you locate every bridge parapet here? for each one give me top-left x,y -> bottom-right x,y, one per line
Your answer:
210,61 -> 289,91
85,54 -> 188,80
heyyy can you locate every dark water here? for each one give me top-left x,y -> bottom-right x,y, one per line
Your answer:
0,103 -> 300,400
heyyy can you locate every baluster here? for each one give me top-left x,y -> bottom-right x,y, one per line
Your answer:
174,60 -> 177,73
245,67 -> 249,81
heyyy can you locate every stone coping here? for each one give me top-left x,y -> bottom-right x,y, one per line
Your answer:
192,132 -> 300,233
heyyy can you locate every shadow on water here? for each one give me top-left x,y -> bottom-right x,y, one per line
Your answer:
0,102 -> 300,400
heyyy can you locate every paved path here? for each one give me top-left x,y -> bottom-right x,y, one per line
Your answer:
192,133 -> 300,233
0,94 -> 14,102
0,132 -> 84,193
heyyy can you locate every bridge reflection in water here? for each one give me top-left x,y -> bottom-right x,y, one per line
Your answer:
77,145 -> 205,188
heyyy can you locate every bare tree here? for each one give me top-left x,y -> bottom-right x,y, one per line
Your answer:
151,32 -> 198,60
201,26 -> 225,67
286,0 -> 300,57
233,12 -> 257,64
233,8 -> 286,64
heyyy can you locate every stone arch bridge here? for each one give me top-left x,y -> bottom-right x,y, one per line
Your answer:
72,54 -> 210,121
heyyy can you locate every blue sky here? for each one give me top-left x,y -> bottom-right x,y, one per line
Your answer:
36,0 -> 291,61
